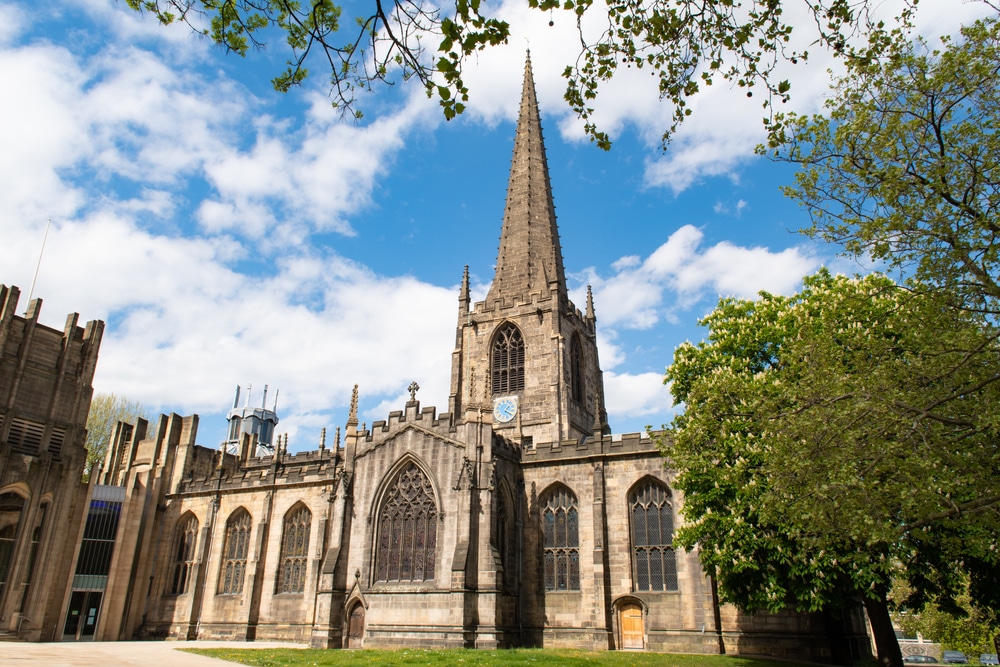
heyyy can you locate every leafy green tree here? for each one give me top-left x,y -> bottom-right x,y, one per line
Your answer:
769,17 -> 1000,316
894,579 -> 999,657
125,0 -> 917,146
84,392 -> 149,481
664,271 -> 1000,667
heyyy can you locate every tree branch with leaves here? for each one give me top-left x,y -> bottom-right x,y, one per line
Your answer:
125,0 -> 918,146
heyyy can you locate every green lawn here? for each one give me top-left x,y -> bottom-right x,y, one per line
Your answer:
185,648 -> 817,667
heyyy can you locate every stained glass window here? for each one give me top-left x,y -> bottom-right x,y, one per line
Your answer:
492,324 -> 525,395
219,508 -> 251,595
170,513 -> 198,594
630,481 -> 677,591
276,504 -> 311,593
541,486 -> 580,591
375,463 -> 437,582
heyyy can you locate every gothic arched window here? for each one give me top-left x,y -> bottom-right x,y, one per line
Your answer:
629,480 -> 678,591
541,486 -> 580,591
170,513 -> 198,594
276,504 -> 311,594
492,324 -> 525,395
0,491 -> 26,601
219,508 -> 252,595
570,334 -> 585,403
375,463 -> 437,582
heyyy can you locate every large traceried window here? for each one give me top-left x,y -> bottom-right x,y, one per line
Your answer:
219,509 -> 252,595
570,334 -> 585,403
276,504 -> 311,594
630,480 -> 678,591
170,513 -> 198,594
492,323 -> 525,395
541,486 -> 580,591
375,463 -> 438,582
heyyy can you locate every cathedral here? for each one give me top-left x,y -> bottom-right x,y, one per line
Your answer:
0,57 -> 870,661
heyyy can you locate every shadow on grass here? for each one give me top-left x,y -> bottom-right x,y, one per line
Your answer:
184,647 -> 820,667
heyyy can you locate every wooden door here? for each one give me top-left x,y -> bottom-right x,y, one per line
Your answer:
346,604 -> 365,648
620,603 -> 644,650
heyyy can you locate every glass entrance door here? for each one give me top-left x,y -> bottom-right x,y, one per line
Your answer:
63,591 -> 103,640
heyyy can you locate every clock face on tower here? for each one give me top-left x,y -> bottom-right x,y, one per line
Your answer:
493,396 -> 518,424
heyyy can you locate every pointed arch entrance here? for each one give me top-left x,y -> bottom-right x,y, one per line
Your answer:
346,602 -> 365,648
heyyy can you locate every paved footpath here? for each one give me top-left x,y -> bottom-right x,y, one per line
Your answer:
2,640 -> 307,666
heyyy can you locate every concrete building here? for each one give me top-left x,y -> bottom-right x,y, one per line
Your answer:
0,56 -> 870,661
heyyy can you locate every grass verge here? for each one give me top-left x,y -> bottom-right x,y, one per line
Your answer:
184,647 -> 817,667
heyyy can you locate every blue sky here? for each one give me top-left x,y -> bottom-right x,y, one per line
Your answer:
0,0 -> 989,451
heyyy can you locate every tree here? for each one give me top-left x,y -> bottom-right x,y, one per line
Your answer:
769,17 -> 1000,317
125,0 -> 917,147
663,271 -> 1000,667
85,392 -> 149,481
894,579 -> 999,657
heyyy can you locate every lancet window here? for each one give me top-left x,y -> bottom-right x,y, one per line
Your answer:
375,463 -> 437,582
541,486 -> 580,591
0,492 -> 25,601
492,324 -> 525,395
276,504 -> 311,594
219,508 -> 252,595
570,334 -> 585,403
170,513 -> 198,594
629,480 -> 678,591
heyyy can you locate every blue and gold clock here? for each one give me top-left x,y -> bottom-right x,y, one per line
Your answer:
493,396 -> 518,423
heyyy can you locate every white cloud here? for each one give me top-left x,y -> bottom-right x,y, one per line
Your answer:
581,224 -> 819,331
603,371 -> 673,428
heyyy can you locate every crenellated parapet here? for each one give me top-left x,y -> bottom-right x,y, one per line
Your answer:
177,445 -> 345,494
358,401 -> 456,443
522,430 -> 662,464
0,284 -> 103,463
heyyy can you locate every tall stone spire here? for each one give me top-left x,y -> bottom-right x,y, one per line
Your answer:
486,52 -> 567,306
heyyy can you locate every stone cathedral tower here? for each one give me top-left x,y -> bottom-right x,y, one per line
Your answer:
449,53 -> 610,446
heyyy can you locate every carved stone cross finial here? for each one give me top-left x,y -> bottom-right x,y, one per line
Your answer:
408,381 -> 420,402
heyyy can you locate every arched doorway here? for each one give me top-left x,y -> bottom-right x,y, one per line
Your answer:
346,603 -> 365,648
619,602 -> 644,650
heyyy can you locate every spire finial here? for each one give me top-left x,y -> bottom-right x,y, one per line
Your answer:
586,285 -> 596,321
348,384 -> 359,426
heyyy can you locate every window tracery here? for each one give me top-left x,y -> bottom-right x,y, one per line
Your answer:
170,513 -> 198,594
375,463 -> 437,582
276,504 -> 311,594
219,509 -> 251,595
541,486 -> 579,591
629,480 -> 678,591
492,324 -> 525,395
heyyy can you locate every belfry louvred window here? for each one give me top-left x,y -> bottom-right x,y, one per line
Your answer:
492,324 -> 525,395
276,504 -> 311,594
541,486 -> 580,591
630,480 -> 678,592
219,509 -> 251,595
375,463 -> 437,582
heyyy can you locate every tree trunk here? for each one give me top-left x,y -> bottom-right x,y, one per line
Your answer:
864,592 -> 903,667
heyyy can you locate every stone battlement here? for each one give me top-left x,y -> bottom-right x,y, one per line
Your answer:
523,429 -> 661,463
